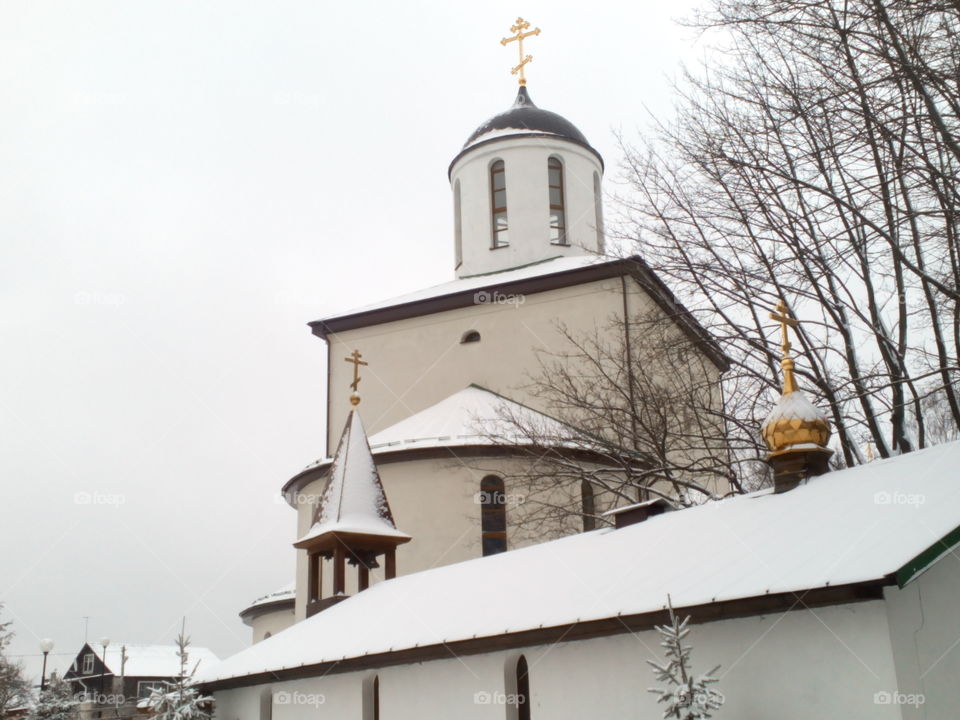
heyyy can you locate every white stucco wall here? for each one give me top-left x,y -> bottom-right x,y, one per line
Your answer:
292,455 -> 578,621
324,275 -> 641,453
248,607 -> 296,644
213,600 -> 901,720
450,137 -> 603,278
884,550 -> 960,719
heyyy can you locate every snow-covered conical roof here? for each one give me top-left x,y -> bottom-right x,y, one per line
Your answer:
295,410 -> 409,548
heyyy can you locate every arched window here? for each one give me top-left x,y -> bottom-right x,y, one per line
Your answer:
490,160 -> 509,248
263,631 -> 272,640
480,475 -> 507,556
581,480 -> 596,532
516,656 -> 530,720
259,688 -> 272,720
454,180 -> 463,268
548,157 -> 566,245
362,675 -> 379,720
460,330 -> 481,344
593,172 -> 604,252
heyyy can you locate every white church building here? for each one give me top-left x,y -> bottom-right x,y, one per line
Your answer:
202,26 -> 960,720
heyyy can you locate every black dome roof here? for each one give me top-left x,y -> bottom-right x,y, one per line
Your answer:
454,87 -> 602,170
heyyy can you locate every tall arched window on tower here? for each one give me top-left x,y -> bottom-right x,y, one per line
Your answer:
593,172 -> 604,252
480,475 -> 507,555
516,655 -> 531,720
548,157 -> 566,245
490,160 -> 509,248
454,180 -> 463,268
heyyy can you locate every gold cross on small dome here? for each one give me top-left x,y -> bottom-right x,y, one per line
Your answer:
344,349 -> 369,405
769,300 -> 799,359
769,300 -> 800,393
500,17 -> 541,86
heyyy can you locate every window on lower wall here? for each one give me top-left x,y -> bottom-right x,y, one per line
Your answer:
362,674 -> 379,720
461,330 -> 481,344
259,687 -> 272,720
516,655 -> 531,720
480,475 -> 507,556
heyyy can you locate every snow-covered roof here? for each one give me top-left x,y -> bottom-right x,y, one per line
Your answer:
300,385 -> 576,472
198,440 -> 960,685
320,254 -> 606,322
83,644 -> 219,678
244,582 -> 295,610
247,582 -> 295,608
296,410 -> 409,546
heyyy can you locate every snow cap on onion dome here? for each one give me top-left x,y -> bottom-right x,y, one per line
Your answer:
761,301 -> 833,492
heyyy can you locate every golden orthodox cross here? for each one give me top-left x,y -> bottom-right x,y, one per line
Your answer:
769,300 -> 799,359
770,300 -> 800,393
500,17 -> 541,86
344,350 -> 368,393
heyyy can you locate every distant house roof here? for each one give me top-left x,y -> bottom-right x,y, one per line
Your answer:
68,644 -> 219,679
199,439 -> 960,689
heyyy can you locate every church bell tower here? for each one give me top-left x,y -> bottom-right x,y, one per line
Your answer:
448,18 -> 606,278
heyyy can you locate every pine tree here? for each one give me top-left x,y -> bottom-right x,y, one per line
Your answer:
28,674 -> 77,720
647,598 -> 724,719
145,621 -> 212,720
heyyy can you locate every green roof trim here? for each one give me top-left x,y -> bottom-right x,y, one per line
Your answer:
894,523 -> 960,587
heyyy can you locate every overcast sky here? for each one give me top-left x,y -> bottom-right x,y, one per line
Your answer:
0,0 -> 706,674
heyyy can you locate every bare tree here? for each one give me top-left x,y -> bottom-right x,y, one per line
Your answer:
477,306 -> 755,538
0,606 -> 29,719
614,0 -> 960,465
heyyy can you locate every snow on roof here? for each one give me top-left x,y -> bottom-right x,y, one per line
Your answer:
465,125 -> 564,147
302,385 -> 576,470
320,254 -> 608,322
92,645 -> 220,678
245,582 -> 295,610
296,410 -> 409,545
764,388 -> 828,426
198,439 -> 960,685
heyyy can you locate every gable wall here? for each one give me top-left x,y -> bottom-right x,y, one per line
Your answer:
884,548 -> 960,719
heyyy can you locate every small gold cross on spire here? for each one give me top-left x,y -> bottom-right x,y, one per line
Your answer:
500,17 -> 541,87
769,300 -> 800,393
344,349 -> 369,406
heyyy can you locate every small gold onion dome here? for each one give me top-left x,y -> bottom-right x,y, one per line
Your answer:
761,357 -> 831,453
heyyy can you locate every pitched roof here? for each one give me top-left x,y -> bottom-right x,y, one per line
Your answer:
198,439 -> 960,687
308,254 -> 729,372
298,386 -> 573,473
244,582 -> 295,610
73,644 -> 219,679
296,410 -> 409,545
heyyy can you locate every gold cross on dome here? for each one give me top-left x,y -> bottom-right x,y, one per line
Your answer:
500,17 -> 541,86
769,300 -> 800,393
769,300 -> 799,359
344,350 -> 368,393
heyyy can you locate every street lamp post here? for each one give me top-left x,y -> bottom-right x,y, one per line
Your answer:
39,639 -> 54,691
98,637 -> 110,697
